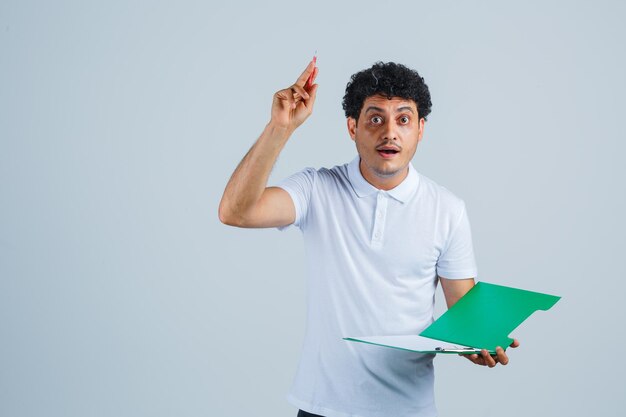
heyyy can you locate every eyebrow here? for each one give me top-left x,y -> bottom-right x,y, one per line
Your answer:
365,105 -> 416,114
396,106 -> 416,114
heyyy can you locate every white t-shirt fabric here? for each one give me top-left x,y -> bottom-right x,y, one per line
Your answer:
276,156 -> 478,417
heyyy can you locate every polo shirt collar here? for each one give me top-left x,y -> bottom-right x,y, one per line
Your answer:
347,156 -> 419,203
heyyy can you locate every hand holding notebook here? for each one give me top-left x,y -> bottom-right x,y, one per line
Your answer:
344,282 -> 560,358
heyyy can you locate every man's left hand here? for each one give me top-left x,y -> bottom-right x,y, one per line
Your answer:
463,339 -> 520,368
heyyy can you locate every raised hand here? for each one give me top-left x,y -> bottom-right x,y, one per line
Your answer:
270,60 -> 319,131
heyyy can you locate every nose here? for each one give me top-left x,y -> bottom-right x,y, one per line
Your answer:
381,120 -> 398,142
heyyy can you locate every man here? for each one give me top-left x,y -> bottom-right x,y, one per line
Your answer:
219,60 -> 518,417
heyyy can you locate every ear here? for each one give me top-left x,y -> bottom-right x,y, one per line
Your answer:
347,117 -> 357,141
417,117 -> 425,143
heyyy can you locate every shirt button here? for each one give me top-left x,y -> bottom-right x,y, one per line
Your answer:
376,211 -> 382,218
374,231 -> 381,239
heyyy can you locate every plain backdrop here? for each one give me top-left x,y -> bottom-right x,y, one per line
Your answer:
1,1 -> 625,416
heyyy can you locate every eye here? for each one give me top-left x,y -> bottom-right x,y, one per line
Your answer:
371,116 -> 383,124
399,116 -> 410,124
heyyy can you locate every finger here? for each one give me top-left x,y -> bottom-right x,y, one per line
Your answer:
306,66 -> 319,89
510,339 -> 520,348
482,349 -> 496,368
466,354 -> 485,366
304,83 -> 318,109
274,88 -> 296,110
296,60 -> 316,87
291,84 -> 310,101
286,89 -> 298,109
496,346 -> 509,365
461,353 -> 475,362
311,66 -> 319,84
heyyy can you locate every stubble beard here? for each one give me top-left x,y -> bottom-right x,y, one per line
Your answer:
368,161 -> 408,179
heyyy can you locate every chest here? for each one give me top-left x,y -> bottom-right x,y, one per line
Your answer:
307,189 -> 448,274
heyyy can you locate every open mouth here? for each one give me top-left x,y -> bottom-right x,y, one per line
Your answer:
377,147 -> 400,158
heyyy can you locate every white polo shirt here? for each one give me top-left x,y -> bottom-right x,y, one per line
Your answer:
277,156 -> 477,417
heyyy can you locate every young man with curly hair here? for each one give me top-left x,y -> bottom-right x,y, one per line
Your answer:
219,61 -> 518,417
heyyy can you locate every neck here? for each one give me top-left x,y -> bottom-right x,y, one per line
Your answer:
359,160 -> 409,190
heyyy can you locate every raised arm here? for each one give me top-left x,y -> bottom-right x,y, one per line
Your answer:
218,60 -> 319,228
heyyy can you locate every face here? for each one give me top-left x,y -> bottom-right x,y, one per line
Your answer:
347,95 -> 425,190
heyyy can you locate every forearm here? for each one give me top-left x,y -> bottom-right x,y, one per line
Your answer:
218,122 -> 293,224
440,277 -> 475,309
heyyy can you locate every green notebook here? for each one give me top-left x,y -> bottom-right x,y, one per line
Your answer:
344,282 -> 561,355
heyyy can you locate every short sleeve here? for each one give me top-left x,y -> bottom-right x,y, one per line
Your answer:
275,167 -> 316,231
436,202 -> 478,279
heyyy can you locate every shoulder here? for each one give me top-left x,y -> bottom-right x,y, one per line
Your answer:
289,162 -> 348,177
279,162 -> 351,194
306,162 -> 351,189
416,171 -> 466,213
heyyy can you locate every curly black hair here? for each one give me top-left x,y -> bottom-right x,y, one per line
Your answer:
342,62 -> 432,122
